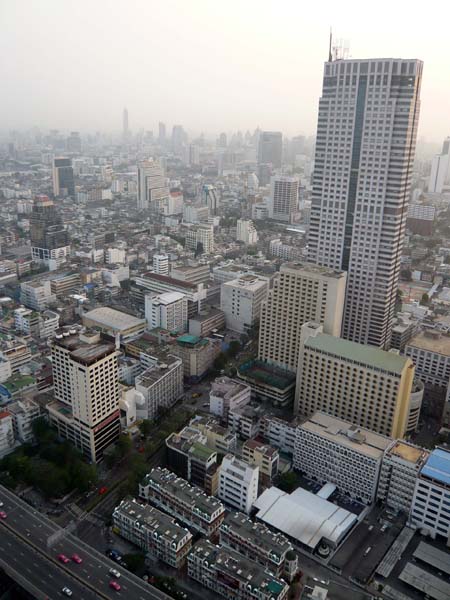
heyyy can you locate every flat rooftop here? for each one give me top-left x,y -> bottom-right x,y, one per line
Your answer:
421,448 -> 450,486
387,440 -> 429,464
83,307 -> 146,332
407,331 -> 450,356
135,355 -> 181,387
222,512 -> 291,558
142,272 -> 196,290
399,562 -> 450,600
239,360 -> 296,390
306,333 -> 410,375
281,261 -> 345,279
299,412 -> 392,459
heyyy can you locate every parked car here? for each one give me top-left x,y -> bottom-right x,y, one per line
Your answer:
72,554 -> 82,564
58,554 -> 70,564
62,587 -> 73,597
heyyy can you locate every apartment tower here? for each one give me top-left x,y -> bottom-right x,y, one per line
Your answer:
137,160 -> 169,211
308,58 -> 423,348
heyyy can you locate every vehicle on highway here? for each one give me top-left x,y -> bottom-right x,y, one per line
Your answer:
202,402 -> 209,407
364,546 -> 372,556
72,553 -> 83,564
62,587 -> 73,597
191,392 -> 201,398
98,486 -> 108,495
106,549 -> 122,561
0,511 -> 7,519
109,568 -> 121,578
109,580 -> 121,591
0,501 -> 3,507
58,554 -> 70,564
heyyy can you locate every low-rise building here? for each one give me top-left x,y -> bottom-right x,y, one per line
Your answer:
189,415 -> 237,454
112,498 -> 192,569
260,416 -> 297,456
135,353 -> 183,421
8,399 -> 41,443
0,341 -> 32,372
219,512 -> 295,579
139,467 -> 225,536
145,292 -> 188,333
188,539 -> 289,600
0,411 -> 15,459
82,307 -> 146,343
218,455 -> 259,514
188,308 -> 225,338
410,448 -> 450,541
377,440 -> 429,514
294,412 -> 392,504
172,334 -> 221,382
209,376 -> 252,421
0,358 -> 12,384
242,439 -> 279,486
228,403 -> 263,440
20,280 -> 56,310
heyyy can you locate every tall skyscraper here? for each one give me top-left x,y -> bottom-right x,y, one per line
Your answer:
429,137 -> 450,193
30,195 -> 70,269
258,262 -> 346,373
308,58 -> 423,348
158,121 -> 166,143
172,125 -> 186,156
123,107 -> 129,137
66,131 -> 81,153
268,175 -> 299,223
258,131 -> 282,168
202,184 -> 219,215
137,160 -> 169,211
52,157 -> 74,197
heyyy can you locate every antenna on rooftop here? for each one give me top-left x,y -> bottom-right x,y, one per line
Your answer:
328,27 -> 333,62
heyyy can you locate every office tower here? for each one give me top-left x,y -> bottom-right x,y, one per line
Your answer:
145,292 -> 188,332
221,275 -> 268,333
258,131 -> 282,168
268,175 -> 299,223
137,159 -> 169,211
429,137 -> 450,193
172,124 -> 186,156
66,131 -> 81,153
53,157 -> 75,197
258,262 -> 346,373
185,224 -> 214,255
236,219 -> 258,245
123,107 -> 129,137
218,455 -> 259,514
153,253 -> 169,275
202,184 -> 219,215
158,121 -> 166,143
308,58 -> 423,349
30,195 -> 70,268
295,322 -> 415,438
218,132 -> 227,147
48,329 -> 121,462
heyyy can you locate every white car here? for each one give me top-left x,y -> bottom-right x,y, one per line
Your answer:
0,502 -> 3,507
109,568 -> 121,578
62,588 -> 73,597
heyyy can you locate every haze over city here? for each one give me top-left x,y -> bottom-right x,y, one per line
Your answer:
1,0 -> 449,140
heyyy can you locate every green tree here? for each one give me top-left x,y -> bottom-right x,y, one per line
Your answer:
227,340 -> 241,358
32,418 -> 57,444
116,434 -> 132,458
30,458 -> 69,498
278,471 -> 300,493
420,293 -> 429,306
70,461 -> 97,493
213,353 -> 227,371
122,552 -> 145,573
138,419 -> 152,438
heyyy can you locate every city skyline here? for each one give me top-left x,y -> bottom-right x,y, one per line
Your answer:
1,0 -> 449,142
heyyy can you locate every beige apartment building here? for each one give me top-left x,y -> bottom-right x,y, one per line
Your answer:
295,322 -> 415,439
258,262 -> 346,373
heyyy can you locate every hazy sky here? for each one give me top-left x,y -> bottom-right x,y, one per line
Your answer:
1,0 -> 449,141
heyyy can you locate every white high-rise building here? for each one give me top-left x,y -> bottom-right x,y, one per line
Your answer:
268,176 -> 298,223
221,275 -> 268,334
258,262 -> 346,373
137,160 -> 169,211
218,455 -> 259,514
48,330 -> 120,462
429,137 -> 450,193
308,58 -> 423,349
145,292 -> 188,333
185,224 -> 214,255
236,219 -> 258,245
153,253 -> 169,276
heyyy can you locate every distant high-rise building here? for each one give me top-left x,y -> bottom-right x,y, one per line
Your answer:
158,121 -> 166,143
308,58 -> 423,349
137,160 -> 169,211
236,219 -> 258,245
268,176 -> 298,223
202,184 -> 219,215
30,195 -> 70,269
172,125 -> 186,156
218,132 -> 227,147
429,137 -> 450,193
66,131 -> 81,153
258,262 -> 346,373
123,107 -> 129,137
258,131 -> 282,168
153,253 -> 169,276
52,157 -> 74,197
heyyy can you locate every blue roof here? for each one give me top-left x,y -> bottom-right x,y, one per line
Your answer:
421,448 -> 450,486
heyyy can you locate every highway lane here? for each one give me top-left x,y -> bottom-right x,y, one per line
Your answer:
0,485 -> 169,600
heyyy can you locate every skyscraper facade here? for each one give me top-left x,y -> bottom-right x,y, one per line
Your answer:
137,160 -> 169,211
308,58 -> 423,348
258,131 -> 282,168
123,107 -> 129,137
30,195 -> 70,268
202,184 -> 219,215
53,157 -> 74,197
429,137 -> 450,193
158,122 -> 166,143
268,175 -> 299,223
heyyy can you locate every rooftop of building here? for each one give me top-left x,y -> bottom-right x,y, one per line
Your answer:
148,291 -> 186,305
176,334 -> 208,348
223,274 -> 268,290
0,373 -> 36,394
166,429 -> 216,462
141,272 -> 196,290
52,329 -> 116,365
238,360 -> 296,390
190,415 -> 233,439
281,261 -> 345,278
306,333 -> 410,375
421,448 -> 450,486
211,376 -> 249,399
243,438 -> 279,458
113,498 -> 191,544
143,468 -> 225,518
7,398 -> 40,415
221,454 -> 259,476
189,307 -> 224,323
300,412 -> 392,459
82,307 -> 146,331
386,440 -> 429,465
407,330 -> 450,356
190,539 -> 287,598
221,511 -> 292,558
135,355 -> 181,387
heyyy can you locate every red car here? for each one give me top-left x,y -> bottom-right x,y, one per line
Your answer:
98,486 -> 108,495
58,554 -> 70,564
109,580 -> 121,591
71,554 -> 82,564
0,511 -> 7,519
